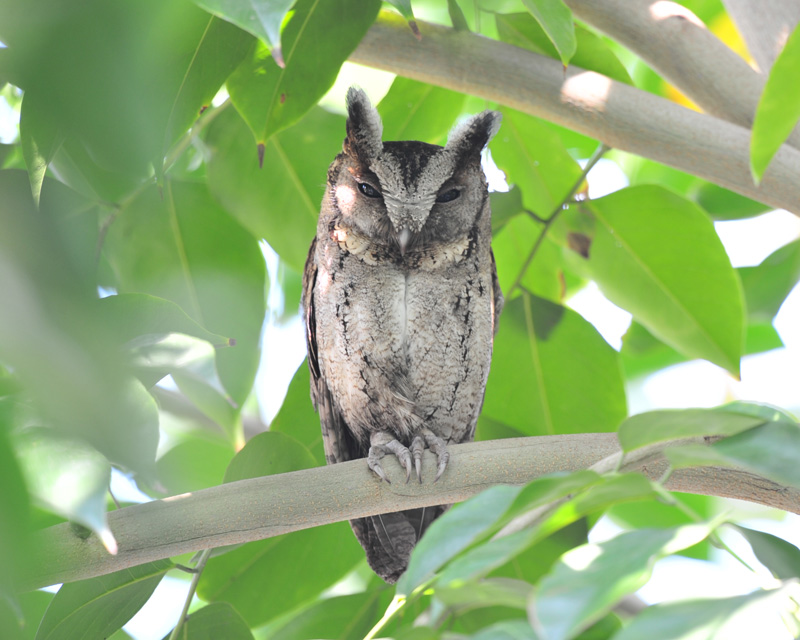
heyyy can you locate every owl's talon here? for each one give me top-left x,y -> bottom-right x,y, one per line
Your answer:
410,436 -> 425,483
434,450 -> 450,483
422,428 -> 450,483
368,434 -> 413,483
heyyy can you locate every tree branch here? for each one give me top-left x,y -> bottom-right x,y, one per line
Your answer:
20,434 -> 800,591
349,13 -> 800,215
565,0 -> 800,150
723,0 -> 800,72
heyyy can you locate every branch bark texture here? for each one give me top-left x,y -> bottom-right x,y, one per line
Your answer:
349,13 -> 800,215
21,435 -> 800,591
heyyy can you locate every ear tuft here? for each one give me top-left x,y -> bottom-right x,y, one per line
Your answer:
344,86 -> 384,164
445,110 -> 502,160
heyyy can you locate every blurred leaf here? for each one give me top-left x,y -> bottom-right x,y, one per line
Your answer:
691,182 -> 770,220
436,578 -> 532,611
270,361 -> 325,465
0,590 -> 52,640
739,239 -> 800,322
19,90 -> 63,206
156,438 -> 234,496
206,106 -> 338,273
466,619 -> 536,640
613,586 -> 798,640
384,0 -> 420,37
532,523 -> 715,640
269,590 -> 386,640
378,77 -> 465,145
99,293 -> 231,348
105,180 -> 266,409
520,0 -> 576,65
497,12 -> 631,84
14,426 -> 114,552
482,295 -> 627,436
166,602 -> 254,640
731,524 -> 800,580
198,523 -> 362,628
618,407 -> 766,452
750,22 -> 800,182
35,560 -> 172,640
448,0 -> 470,30
490,187 -> 524,233
491,108 -> 582,218
189,0 -> 292,62
223,430 -> 316,482
720,400 -> 797,423
580,186 -> 744,375
0,419 -> 31,597
398,485 -> 523,595
227,0 -> 379,143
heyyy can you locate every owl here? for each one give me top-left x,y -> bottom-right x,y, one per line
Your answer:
302,86 -> 503,583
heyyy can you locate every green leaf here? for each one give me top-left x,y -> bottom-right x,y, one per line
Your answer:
581,186 -> 745,375
731,524 -> 800,580
691,181 -> 770,220
467,619 -> 537,640
397,485 -> 523,595
490,187 -> 524,233
189,0 -> 294,60
739,239 -> 800,322
613,585 -> 798,640
98,294 -> 231,348
497,12 -> 631,84
167,602 -> 254,640
520,0 -> 576,65
618,407 -> 766,452
532,523 -> 716,640
223,430 -> 317,482
206,106 -> 338,273
19,90 -> 63,207
482,295 -> 627,436
35,560 -> 172,640
160,16 -> 254,156
384,0 -> 420,38
0,590 -> 52,640
0,418 -> 32,596
105,180 -> 266,409
448,0 -> 470,31
156,438 -> 234,496
14,427 -> 115,552
436,578 -> 532,611
378,77 -> 466,145
491,108 -> 583,218
750,22 -> 800,182
269,590 -> 386,640
197,523 -> 362,628
227,0 -> 380,143
270,361 -> 326,465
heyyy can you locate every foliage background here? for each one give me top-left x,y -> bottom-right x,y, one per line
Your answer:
1,0 -> 800,638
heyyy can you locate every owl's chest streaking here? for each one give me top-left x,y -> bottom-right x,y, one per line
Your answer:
312,224 -> 495,450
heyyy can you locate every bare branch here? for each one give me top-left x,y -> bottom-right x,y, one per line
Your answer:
20,434 -> 800,591
349,13 -> 800,215
566,0 -> 800,150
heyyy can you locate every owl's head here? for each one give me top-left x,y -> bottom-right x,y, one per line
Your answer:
330,86 -> 501,254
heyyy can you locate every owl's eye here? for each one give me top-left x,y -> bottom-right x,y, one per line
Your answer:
436,188 -> 460,203
358,182 -> 381,198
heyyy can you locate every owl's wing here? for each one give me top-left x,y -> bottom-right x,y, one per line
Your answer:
490,249 -> 504,336
302,238 -> 361,465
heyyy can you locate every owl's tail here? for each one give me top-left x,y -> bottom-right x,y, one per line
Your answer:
350,505 -> 448,584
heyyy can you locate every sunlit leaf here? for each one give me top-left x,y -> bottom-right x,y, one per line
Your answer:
750,23 -> 800,182
532,523 -> 716,640
223,430 -> 317,482
739,239 -> 800,322
520,0 -> 576,65
156,438 -> 234,496
731,524 -> 800,580
227,0 -> 379,143
35,560 -> 172,640
436,578 -> 532,610
270,361 -> 325,465
482,295 -> 626,436
269,590 -> 386,640
19,90 -> 63,206
580,186 -> 745,375
398,485 -> 523,595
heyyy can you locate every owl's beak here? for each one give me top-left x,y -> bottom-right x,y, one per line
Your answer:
397,228 -> 412,256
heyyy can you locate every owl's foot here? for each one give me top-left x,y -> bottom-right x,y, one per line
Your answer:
410,428 -> 450,483
367,431 -> 413,484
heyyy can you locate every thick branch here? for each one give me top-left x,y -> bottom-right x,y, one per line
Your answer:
349,14 -> 800,215
21,434 -> 800,591
566,0 -> 800,149
723,0 -> 800,72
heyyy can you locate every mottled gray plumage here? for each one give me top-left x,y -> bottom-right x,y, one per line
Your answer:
302,87 -> 503,583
